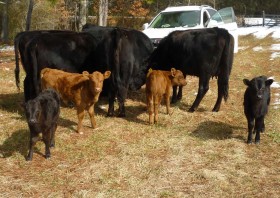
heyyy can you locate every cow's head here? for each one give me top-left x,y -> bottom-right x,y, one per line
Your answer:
88,71 -> 111,93
170,68 -> 187,86
25,100 -> 42,125
243,76 -> 273,100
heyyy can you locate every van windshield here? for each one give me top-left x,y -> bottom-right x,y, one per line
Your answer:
149,10 -> 201,28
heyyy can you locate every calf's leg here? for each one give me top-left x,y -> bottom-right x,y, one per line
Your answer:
255,116 -> 264,144
50,123 -> 57,148
154,95 -> 162,124
77,106 -> 85,134
246,117 -> 254,144
88,105 -> 97,129
147,93 -> 154,124
42,131 -> 52,159
26,132 -> 41,161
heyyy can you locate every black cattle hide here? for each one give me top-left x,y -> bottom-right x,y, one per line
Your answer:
25,88 -> 60,161
243,76 -> 273,144
148,27 -> 234,112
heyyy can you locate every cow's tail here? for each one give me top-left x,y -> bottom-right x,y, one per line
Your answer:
219,30 -> 234,102
29,44 -> 41,97
14,34 -> 21,91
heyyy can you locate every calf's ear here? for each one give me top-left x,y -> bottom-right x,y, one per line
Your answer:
265,79 -> 273,86
170,68 -> 176,77
243,79 -> 250,86
82,71 -> 89,76
103,71 -> 111,79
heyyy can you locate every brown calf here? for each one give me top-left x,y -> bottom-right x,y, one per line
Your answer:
41,68 -> 111,134
146,68 -> 187,124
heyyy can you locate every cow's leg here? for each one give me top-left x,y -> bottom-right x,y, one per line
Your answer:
116,86 -> 128,117
177,86 -> 183,100
50,123 -> 57,148
147,93 -> 154,124
77,106 -> 85,134
189,76 -> 210,112
88,105 -> 97,129
255,116 -> 264,144
107,91 -> 116,117
246,117 -> 254,144
154,95 -> 162,124
42,130 -> 52,159
212,77 -> 224,112
26,132 -> 40,161
171,86 -> 178,103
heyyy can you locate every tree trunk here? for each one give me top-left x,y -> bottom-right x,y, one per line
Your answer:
99,0 -> 108,26
26,0 -> 34,31
78,0 -> 87,31
1,0 -> 8,42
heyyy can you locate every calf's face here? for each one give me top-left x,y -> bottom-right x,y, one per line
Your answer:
243,76 -> 273,100
89,71 -> 111,93
25,100 -> 42,124
170,68 -> 187,86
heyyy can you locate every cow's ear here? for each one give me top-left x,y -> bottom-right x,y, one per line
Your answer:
103,71 -> 111,79
170,68 -> 176,77
243,79 -> 250,86
265,79 -> 274,86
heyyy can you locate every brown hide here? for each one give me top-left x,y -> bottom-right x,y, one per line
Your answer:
41,68 -> 111,133
146,68 -> 187,124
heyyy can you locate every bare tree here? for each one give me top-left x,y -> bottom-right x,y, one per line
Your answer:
79,0 -> 87,31
1,0 -> 8,42
26,0 -> 34,31
99,0 -> 108,26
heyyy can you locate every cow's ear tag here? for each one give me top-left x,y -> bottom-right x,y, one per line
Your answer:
147,68 -> 153,77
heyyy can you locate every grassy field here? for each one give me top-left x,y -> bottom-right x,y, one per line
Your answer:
0,34 -> 280,197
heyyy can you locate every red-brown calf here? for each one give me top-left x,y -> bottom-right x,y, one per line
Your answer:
41,68 -> 111,134
146,68 -> 187,124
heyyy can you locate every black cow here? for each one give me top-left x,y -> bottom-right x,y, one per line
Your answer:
25,88 -> 60,161
22,32 -> 97,101
14,30 -> 74,91
243,76 -> 273,144
83,24 -> 154,117
148,27 -> 234,112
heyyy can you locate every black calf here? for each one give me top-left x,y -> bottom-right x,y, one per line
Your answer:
25,88 -> 60,160
243,76 -> 273,144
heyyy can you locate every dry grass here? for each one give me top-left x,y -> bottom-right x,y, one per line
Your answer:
0,34 -> 280,198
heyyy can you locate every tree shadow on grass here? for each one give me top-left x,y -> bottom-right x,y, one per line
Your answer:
0,129 -> 29,158
0,92 -> 25,117
191,121 -> 246,141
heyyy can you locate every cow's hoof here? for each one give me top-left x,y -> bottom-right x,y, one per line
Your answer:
107,112 -> 114,117
45,154 -> 51,159
171,99 -> 177,104
188,108 -> 195,113
247,140 -> 252,144
26,156 -> 32,161
117,113 -> 126,117
255,141 -> 260,145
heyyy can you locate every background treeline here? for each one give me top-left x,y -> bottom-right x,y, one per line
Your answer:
0,0 -> 280,43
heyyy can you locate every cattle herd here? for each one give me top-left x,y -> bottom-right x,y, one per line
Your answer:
14,25 -> 274,161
